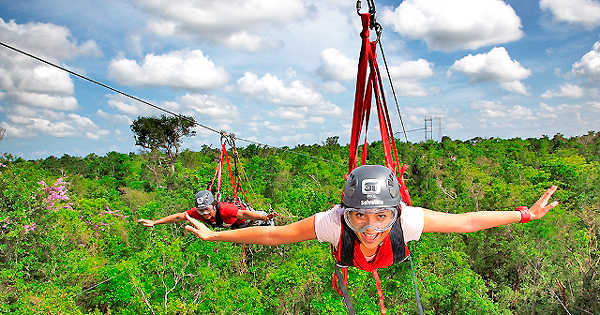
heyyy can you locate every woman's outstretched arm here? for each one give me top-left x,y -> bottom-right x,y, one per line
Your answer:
423,185 -> 558,233
185,213 -> 317,246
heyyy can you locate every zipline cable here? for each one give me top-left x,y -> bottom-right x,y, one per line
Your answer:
0,40 -> 344,166
0,41 -> 218,135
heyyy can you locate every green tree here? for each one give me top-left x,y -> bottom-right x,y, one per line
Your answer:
131,115 -> 196,174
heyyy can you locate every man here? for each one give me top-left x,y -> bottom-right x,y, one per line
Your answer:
138,190 -> 278,229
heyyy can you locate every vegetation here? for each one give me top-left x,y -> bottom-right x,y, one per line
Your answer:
1,131 -> 599,314
131,114 -> 197,174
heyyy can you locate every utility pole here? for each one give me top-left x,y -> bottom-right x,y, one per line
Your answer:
424,116 -> 433,141
423,116 -> 443,142
436,116 -> 442,141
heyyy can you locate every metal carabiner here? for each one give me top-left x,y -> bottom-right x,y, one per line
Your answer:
219,130 -> 228,145
374,22 -> 383,43
356,0 -> 362,16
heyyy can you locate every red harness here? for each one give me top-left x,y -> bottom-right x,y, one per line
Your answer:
332,212 -> 409,315
335,10 -> 415,314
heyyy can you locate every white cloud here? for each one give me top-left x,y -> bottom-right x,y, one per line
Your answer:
0,105 -> 106,140
571,41 -> 600,83
381,0 -> 523,52
8,65 -> 74,95
177,94 -> 239,119
96,109 -> 133,124
500,81 -> 530,96
448,47 -> 531,86
133,0 -> 308,52
321,81 -> 347,94
540,0 -> 600,29
217,32 -> 283,52
85,130 -> 111,140
317,48 -> 357,81
394,81 -> 430,97
388,59 -> 434,80
470,100 -> 538,121
541,83 -> 585,99
0,18 -> 101,62
385,59 -> 435,97
8,91 -> 78,111
105,94 -> 180,116
108,50 -> 229,91
236,72 -> 342,121
0,18 -> 100,139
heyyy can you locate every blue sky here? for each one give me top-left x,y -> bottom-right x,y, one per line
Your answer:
1,0 -> 599,159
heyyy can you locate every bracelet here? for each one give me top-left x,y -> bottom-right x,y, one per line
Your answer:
516,206 -> 531,223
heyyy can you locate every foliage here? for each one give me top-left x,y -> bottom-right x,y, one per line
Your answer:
131,114 -> 197,174
1,132 -> 599,314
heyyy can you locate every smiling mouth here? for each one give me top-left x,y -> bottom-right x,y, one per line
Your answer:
362,231 -> 380,243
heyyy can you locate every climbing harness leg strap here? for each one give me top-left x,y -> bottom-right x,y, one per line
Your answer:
334,264 -> 356,315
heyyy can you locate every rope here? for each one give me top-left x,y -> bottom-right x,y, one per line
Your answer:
378,39 -> 409,143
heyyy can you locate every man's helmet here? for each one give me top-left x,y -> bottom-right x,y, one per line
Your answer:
342,165 -> 400,209
194,190 -> 215,209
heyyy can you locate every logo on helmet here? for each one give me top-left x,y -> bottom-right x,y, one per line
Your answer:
360,179 -> 384,206
362,179 -> 381,195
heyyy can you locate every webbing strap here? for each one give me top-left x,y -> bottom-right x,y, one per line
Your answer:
222,145 -> 239,201
208,145 -> 226,201
409,255 -> 424,315
346,12 -> 411,205
334,265 -> 355,315
371,269 -> 387,315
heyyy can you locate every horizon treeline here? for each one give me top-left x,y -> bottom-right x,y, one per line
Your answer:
1,132 -> 599,314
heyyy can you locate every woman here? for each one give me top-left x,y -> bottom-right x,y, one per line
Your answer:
185,165 -> 558,312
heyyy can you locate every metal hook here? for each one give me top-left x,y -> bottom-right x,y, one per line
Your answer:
374,22 -> 383,42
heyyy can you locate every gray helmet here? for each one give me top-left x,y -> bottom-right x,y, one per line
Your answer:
342,165 -> 400,208
194,190 -> 215,209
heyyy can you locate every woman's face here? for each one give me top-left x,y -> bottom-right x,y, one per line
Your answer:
349,211 -> 394,250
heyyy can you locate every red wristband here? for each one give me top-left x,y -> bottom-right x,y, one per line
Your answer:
516,206 -> 530,223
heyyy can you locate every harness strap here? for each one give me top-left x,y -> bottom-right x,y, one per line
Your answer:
222,144 -> 239,201
208,145 -> 225,201
371,269 -> 387,315
409,255 -> 424,315
334,264 -> 355,315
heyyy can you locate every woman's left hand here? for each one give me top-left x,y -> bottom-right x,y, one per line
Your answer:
185,213 -> 215,241
529,185 -> 559,220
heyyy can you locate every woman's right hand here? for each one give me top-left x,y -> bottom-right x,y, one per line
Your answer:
185,213 -> 215,241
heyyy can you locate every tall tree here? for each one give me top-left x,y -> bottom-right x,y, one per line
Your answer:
131,114 -> 196,173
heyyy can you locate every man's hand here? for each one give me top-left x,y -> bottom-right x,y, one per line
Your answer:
138,219 -> 155,227
264,212 -> 279,221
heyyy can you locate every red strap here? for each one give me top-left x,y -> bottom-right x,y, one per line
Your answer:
208,145 -> 226,200
222,146 -> 240,201
517,206 -> 531,223
345,13 -> 411,206
348,13 -> 373,175
372,269 -> 387,315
